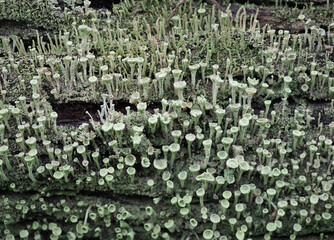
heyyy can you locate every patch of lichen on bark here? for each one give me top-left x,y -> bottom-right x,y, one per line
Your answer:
1,0 -> 334,240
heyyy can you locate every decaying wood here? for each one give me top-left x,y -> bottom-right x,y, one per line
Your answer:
166,0 -> 327,35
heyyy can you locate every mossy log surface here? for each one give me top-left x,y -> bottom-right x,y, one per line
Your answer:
1,0 -> 334,239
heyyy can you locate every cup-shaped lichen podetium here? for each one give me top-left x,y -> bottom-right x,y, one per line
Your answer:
217,151 -> 228,167
138,77 -> 151,100
226,158 -> 239,173
77,145 -> 88,161
196,187 -> 205,208
24,156 -> 36,182
177,171 -> 187,188
260,165 -> 271,185
101,74 -> 114,96
173,81 -> 187,101
189,164 -> 200,176
190,109 -> 202,127
25,137 -> 37,149
141,157 -> 151,168
153,159 -> 167,179
202,229 -> 213,240
131,135 -> 142,150
51,226 -> 62,238
127,167 -> 136,184
196,172 -> 215,190
155,71 -> 167,98
215,108 -> 226,126
113,123 -> 125,147
88,76 -> 98,99
0,145 -> 11,170
188,64 -> 200,90
148,115 -> 158,134
202,139 -> 212,169
0,159 -> 8,181
127,57 -> 137,80
53,171 -> 65,184
238,118 -> 249,143
164,219 -> 175,233
125,154 -> 136,167
172,69 -> 182,83
19,230 -> 29,240
78,24 -> 91,54
185,133 -> 196,158
169,143 -> 180,168
292,129 -> 302,151
221,137 -> 233,154
137,102 -> 147,120
209,74 -> 223,107
171,130 -> 182,144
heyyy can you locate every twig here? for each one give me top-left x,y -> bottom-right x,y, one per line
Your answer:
209,0 -> 236,22
208,0 -> 226,12
84,205 -> 92,226
166,0 -> 186,39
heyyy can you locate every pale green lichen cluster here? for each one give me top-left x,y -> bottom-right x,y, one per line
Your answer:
0,0 -> 334,239
0,0 -> 75,37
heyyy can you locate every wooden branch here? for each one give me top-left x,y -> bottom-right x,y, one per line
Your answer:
208,0 -> 227,12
